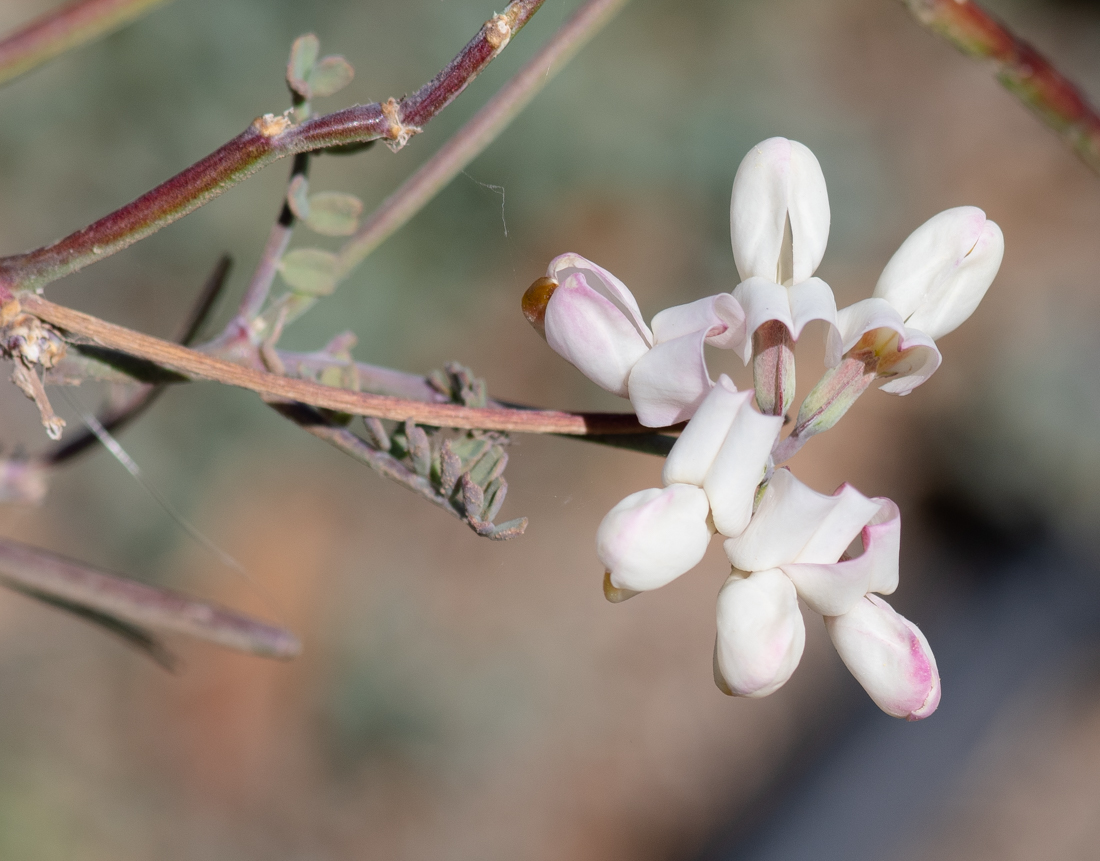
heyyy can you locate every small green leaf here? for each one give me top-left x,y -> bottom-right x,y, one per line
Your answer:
279,248 -> 338,296
287,175 -> 310,220
308,55 -> 355,98
287,34 -> 320,97
305,191 -> 362,236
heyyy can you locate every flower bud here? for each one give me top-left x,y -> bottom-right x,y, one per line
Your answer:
873,206 -> 1004,341
596,484 -> 713,593
825,594 -> 940,720
715,568 -> 805,698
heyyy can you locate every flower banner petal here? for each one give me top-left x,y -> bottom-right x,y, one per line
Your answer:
715,568 -> 806,698
545,272 -> 650,396
825,594 -> 941,720
597,484 -> 713,593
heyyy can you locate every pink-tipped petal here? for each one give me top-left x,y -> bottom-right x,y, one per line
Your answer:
544,272 -> 651,396
715,568 -> 806,698
597,484 -> 713,593
663,377 -> 752,488
627,328 -> 714,427
873,207 -> 1004,341
548,253 -> 653,344
782,498 -> 901,616
825,594 -> 940,720
730,138 -> 830,285
704,405 -> 784,539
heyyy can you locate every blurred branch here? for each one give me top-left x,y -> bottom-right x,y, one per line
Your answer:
257,0 -> 632,335
335,0 -> 632,279
0,0 -> 170,88
0,0 -> 546,293
900,0 -> 1100,175
46,254 -> 231,466
21,293 -> 654,435
0,537 -> 301,661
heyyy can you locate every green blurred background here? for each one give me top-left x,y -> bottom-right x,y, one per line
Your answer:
2,0 -> 1100,858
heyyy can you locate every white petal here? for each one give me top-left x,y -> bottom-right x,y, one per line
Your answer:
704,405 -> 784,539
793,482 -> 882,564
723,469 -> 876,572
544,272 -> 650,396
730,277 -> 793,363
730,277 -> 838,364
663,376 -> 752,487
826,594 -> 941,720
876,328 -> 942,395
781,498 -> 901,616
651,293 -> 747,351
826,298 -> 943,395
627,329 -> 714,427
828,297 -> 905,362
730,138 -> 830,285
785,141 -> 831,284
873,207 -> 1004,340
547,253 -> 654,344
787,276 -> 839,341
597,484 -> 713,592
715,568 -> 806,698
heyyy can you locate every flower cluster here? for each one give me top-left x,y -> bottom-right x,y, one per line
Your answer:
522,138 -> 1003,719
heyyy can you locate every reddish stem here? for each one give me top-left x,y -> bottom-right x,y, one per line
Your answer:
0,0 -> 545,293
901,0 -> 1100,175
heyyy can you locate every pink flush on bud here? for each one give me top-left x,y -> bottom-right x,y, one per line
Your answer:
531,254 -> 746,427
825,594 -> 941,720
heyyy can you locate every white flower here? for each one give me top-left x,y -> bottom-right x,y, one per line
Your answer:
524,254 -> 745,426
596,376 -> 782,595
729,137 -> 840,363
714,469 -> 938,717
826,206 -> 1004,394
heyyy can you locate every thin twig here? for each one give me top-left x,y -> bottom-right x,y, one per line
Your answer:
335,0 -> 632,281
21,294 -> 653,435
0,536 -> 301,659
899,0 -> 1100,175
47,254 -> 232,465
0,0 -> 170,88
0,0 -> 546,293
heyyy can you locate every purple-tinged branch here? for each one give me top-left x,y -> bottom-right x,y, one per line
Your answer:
0,0 -> 546,293
0,0 -> 170,88
899,0 -> 1100,175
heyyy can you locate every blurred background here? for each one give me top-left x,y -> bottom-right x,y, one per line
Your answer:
2,0 -> 1100,857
